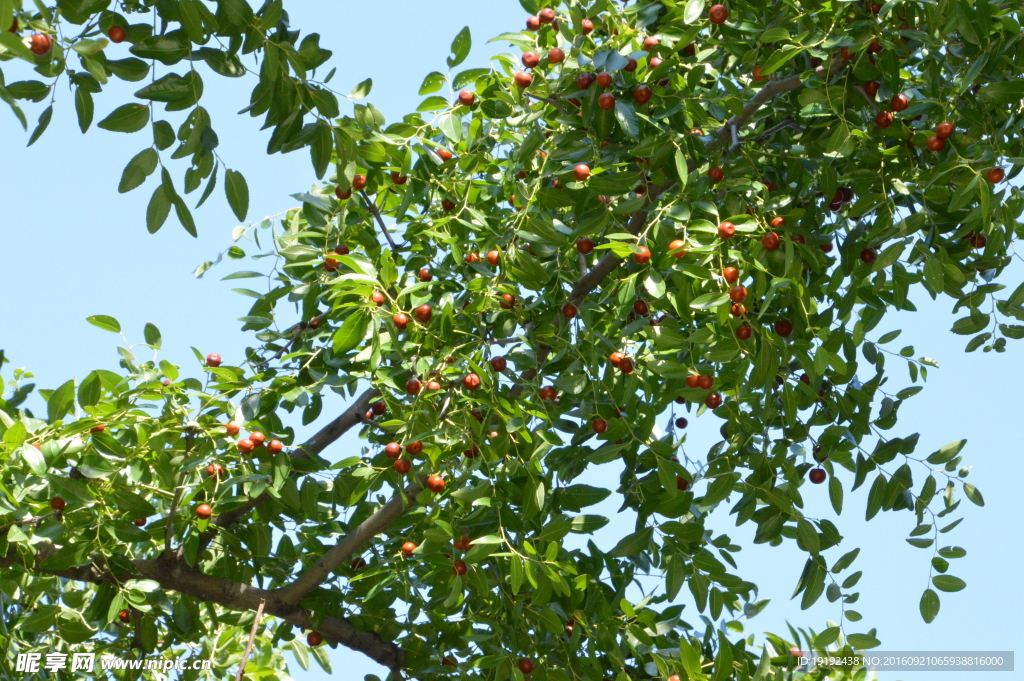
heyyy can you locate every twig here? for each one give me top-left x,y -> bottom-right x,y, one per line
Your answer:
754,118 -> 804,142
360,190 -> 400,253
524,92 -> 570,115
851,84 -> 879,110
235,599 -> 266,681
578,252 -> 588,277
165,430 -> 195,556
0,512 -> 55,536
729,123 -> 740,151
437,387 -> 456,422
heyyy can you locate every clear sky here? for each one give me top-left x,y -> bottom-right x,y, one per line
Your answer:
1,2 -> 1020,680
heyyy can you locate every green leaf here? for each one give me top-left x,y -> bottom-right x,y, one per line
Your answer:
674,145 -> 689,186
332,310 -> 369,354
75,86 -> 94,133
962,483 -> 983,506
683,0 -> 705,24
979,81 -> 1024,105
920,588 -> 940,623
225,169 -> 249,221
129,31 -> 190,65
18,444 -> 47,476
146,184 -> 172,234
926,440 -> 966,464
815,626 -> 841,647
86,315 -> 121,333
172,195 -> 198,237
760,46 -> 804,76
607,527 -> 652,557
98,103 -> 150,133
614,100 -> 639,138
26,104 -> 52,146
349,78 -> 372,100
690,292 -> 730,310
135,72 -> 195,103
47,379 -> 76,423
448,26 -> 471,68
143,322 -> 162,348
932,574 -> 966,592
846,633 -> 881,649
118,148 -> 159,194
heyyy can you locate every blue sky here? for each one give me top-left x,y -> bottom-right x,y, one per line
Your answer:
1,2 -> 1020,679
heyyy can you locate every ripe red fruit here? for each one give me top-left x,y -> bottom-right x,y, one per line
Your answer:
463,373 -> 482,391
458,90 -> 475,106
442,199 -> 457,213
548,47 -> 565,64
723,267 -> 739,283
406,378 -> 423,395
729,287 -> 748,305
633,246 -> 652,265
464,445 -> 480,458
437,148 -> 453,161
514,71 -> 533,89
577,72 -> 595,90
970,233 -> 987,249
88,424 -> 105,434
935,121 -> 954,139
598,93 -> 616,110
526,15 -> 540,30
581,18 -> 594,34
352,174 -> 367,191
539,386 -> 558,401
335,186 -> 351,200
668,239 -> 687,258
500,293 -> 516,309
196,504 -> 213,520
206,463 -> 226,478
633,85 -> 653,104
752,66 -> 765,82
864,80 -> 879,97
643,36 -> 660,51
490,356 -> 507,372
577,237 -> 595,254
206,353 -> 222,367
402,542 -> 417,558
406,441 -> 424,456
574,164 -> 591,181
731,303 -> 747,317
685,375 -> 701,389
538,7 -> 555,23
718,222 -> 736,239
414,304 -> 433,323
736,323 -> 752,340
237,439 -> 255,454
775,319 -> 794,337
267,439 -> 283,454
708,166 -> 724,183
610,352 -> 625,367
351,556 -> 367,570
709,4 -> 728,23
875,111 -> 893,128
370,290 -> 386,307
307,631 -> 323,647
385,442 -> 402,459
249,431 -> 265,447
820,241 -> 834,253
840,46 -> 856,61
809,468 -> 827,484
705,393 -> 723,409
697,375 -> 713,390
452,560 -> 468,575
762,232 -> 781,251
596,71 -> 613,88
890,94 -> 909,112
108,25 -> 127,43
868,39 -> 884,54
393,313 -> 410,330
675,417 -> 688,429
633,300 -> 649,316
519,659 -> 535,675
394,459 -> 411,474
860,248 -> 877,264
986,167 -> 1005,184
771,216 -> 787,229
426,475 -> 445,493
592,417 -> 608,434
118,609 -> 131,623
624,57 -> 638,72
522,51 -> 540,68
926,135 -> 945,152
50,496 -> 66,511
29,33 -> 52,55
619,357 -> 635,374
676,476 -> 690,492
648,56 -> 664,71
562,303 -> 579,319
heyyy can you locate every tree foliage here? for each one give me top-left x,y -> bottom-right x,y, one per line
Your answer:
1,0 -> 1020,678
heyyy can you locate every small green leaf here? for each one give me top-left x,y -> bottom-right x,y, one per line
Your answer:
332,310 -> 369,354
147,185 -> 172,234
962,483 -> 983,506
932,574 -> 966,592
674,146 -> 689,186
846,633 -> 881,649
690,292 -> 730,310
75,87 -> 94,133
224,169 -> 249,221
448,26 -> 471,68
118,148 -> 159,193
614,99 -> 639,138
683,0 -> 705,24
607,527 -> 652,557
98,103 -> 150,133
919,588 -> 940,623
144,322 -> 162,348
86,315 -> 122,333
349,78 -> 372,99
18,444 -> 47,476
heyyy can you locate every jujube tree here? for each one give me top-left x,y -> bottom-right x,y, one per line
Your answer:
1,0 -> 1021,679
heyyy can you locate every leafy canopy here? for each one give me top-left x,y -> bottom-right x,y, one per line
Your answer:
1,0 -> 1020,678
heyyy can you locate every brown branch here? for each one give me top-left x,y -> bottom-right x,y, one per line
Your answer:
0,512 -> 55,536
524,92 -> 570,115
277,481 -> 423,606
235,598 -> 266,681
361,190 -> 400,253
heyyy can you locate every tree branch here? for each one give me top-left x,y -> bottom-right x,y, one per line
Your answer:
277,481 -> 423,606
361,190 -> 400,253
235,598 -> 265,681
